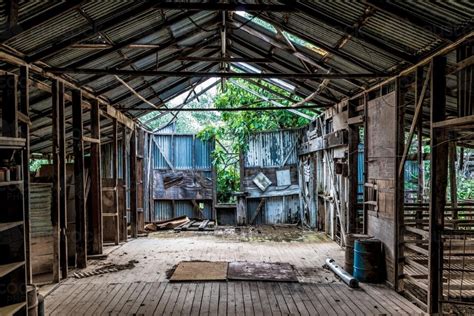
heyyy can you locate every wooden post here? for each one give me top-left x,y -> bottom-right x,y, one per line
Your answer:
51,79 -> 61,282
130,129 -> 138,238
113,119 -> 119,244
19,66 -> 32,283
428,56 -> 448,314
394,78 -> 405,292
347,99 -> 359,234
121,126 -> 128,242
72,89 -> 87,268
57,81 -> 68,279
90,99 -> 103,254
449,142 -> 458,229
363,94 -> 369,234
1,74 -> 18,137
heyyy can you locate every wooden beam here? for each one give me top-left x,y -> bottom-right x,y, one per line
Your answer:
151,3 -> 295,11
130,129 -> 138,238
0,74 -> 18,137
51,79 -> 61,283
428,56 -> 447,315
176,56 -> 270,63
47,68 -> 390,79
90,99 -> 103,254
57,80 -> 68,279
19,66 -> 32,283
72,89 -> 87,269
432,115 -> 474,129
0,50 -> 135,130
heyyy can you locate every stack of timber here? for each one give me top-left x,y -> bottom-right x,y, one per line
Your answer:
144,216 -> 216,232
174,219 -> 216,232
144,216 -> 190,231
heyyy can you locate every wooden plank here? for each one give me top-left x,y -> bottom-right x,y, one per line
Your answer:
139,282 -> 167,315
0,261 -> 25,277
190,283 -> 205,315
0,302 -> 26,315
163,283 -> 182,315
287,282 -> 310,315
209,282 -> 220,316
217,282 -> 227,316
428,55 -> 447,315
227,282 -> 236,316
249,282 -> 263,316
180,283 -> 197,315
199,282 -> 213,315
120,282 -> 148,314
264,282 -> 282,316
404,225 -> 429,238
72,89 -> 87,268
82,136 -> 100,144
82,283 -> 118,315
154,283 -> 175,315
278,283 -> 300,315
171,283 -> 189,316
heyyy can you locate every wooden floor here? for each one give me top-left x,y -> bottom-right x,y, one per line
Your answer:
45,281 -> 424,315
42,229 -> 425,315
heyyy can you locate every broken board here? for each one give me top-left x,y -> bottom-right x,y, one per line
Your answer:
169,261 -> 228,282
227,262 -> 298,282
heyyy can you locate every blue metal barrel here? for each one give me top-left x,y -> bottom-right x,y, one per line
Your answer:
353,239 -> 382,283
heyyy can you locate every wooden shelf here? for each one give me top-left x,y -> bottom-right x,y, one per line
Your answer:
0,221 -> 22,232
0,137 -> 26,150
0,181 -> 23,187
0,261 -> 25,278
0,302 -> 26,316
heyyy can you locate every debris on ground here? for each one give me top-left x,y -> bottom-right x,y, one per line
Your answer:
73,260 -> 139,279
144,216 -> 216,232
174,219 -> 216,232
144,216 -> 190,231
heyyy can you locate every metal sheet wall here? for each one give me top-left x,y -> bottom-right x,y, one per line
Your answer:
154,200 -> 213,220
152,134 -> 214,170
245,129 -> 299,168
247,195 -> 300,225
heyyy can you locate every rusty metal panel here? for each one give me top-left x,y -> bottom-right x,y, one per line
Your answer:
245,129 -> 300,168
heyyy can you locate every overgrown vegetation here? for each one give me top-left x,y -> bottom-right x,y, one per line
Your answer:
197,80 -> 314,202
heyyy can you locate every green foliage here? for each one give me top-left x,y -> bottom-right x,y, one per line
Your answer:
197,80 -> 314,203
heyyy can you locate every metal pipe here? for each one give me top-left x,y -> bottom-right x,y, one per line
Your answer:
325,258 -> 359,288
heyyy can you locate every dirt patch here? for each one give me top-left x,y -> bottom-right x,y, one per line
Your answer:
148,225 -> 333,244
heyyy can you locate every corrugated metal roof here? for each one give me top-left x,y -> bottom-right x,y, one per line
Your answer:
0,0 -> 471,153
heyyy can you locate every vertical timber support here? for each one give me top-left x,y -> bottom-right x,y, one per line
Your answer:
121,126 -> 128,242
362,94 -> 369,234
90,99 -> 103,254
130,129 -> 138,238
347,99 -> 359,234
57,81 -> 67,279
395,78 -> 405,292
428,56 -> 448,314
52,80 -> 61,282
19,66 -> 32,283
72,89 -> 87,268
113,119 -> 119,244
